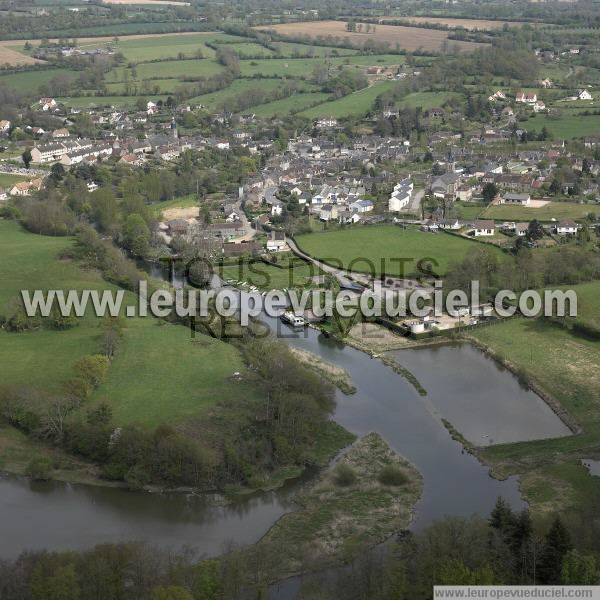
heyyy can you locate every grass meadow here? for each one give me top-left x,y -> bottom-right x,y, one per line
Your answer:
294,225 -> 499,277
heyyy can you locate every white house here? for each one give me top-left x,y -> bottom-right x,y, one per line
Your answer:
388,177 -> 413,212
578,89 -> 593,101
515,91 -> 537,104
271,200 -> 283,216
0,119 -> 10,133
488,90 -> 506,102
472,219 -> 495,237
350,199 -> 374,213
266,230 -> 287,252
555,219 -> 578,235
39,97 -> 57,111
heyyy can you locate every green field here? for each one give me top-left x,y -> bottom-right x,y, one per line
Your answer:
0,67 -> 74,94
523,112 -> 600,140
0,220 -> 260,427
249,92 -> 331,117
108,33 -> 246,62
190,78 -> 307,110
294,225 -> 500,277
110,58 -> 225,83
481,202 -> 596,221
299,80 -> 397,119
218,258 -> 322,291
239,54 -> 403,78
397,91 -> 462,109
0,173 -> 28,187
270,41 -> 359,57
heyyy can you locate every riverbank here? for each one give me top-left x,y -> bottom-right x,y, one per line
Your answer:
289,347 -> 357,395
231,432 -> 423,583
467,317 -> 600,516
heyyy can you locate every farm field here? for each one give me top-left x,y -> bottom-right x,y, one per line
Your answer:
523,112 -> 600,140
254,20 -> 485,53
379,16 -> 525,30
0,68 -> 74,93
270,41 -> 359,57
103,0 -> 190,4
189,78 -> 309,111
249,92 -> 331,118
294,225 -> 501,277
0,220 -> 259,427
472,317 -> 600,512
481,202 -> 596,221
396,90 -> 462,109
239,54 -> 404,79
299,80 -> 397,119
110,58 -> 225,82
0,45 -> 42,68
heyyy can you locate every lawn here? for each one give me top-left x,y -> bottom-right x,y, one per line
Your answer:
218,257 -> 322,291
523,112 -> 600,140
151,194 -> 198,218
472,318 -> 600,513
481,202 -> 596,221
0,173 -> 28,187
299,80 -> 397,119
0,220 -> 261,427
294,225 -> 500,277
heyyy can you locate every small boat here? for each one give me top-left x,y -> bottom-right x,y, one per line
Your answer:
280,312 -> 307,328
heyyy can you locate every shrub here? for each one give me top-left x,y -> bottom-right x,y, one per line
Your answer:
25,457 -> 54,481
378,464 -> 408,486
74,355 -> 110,388
333,463 -> 357,487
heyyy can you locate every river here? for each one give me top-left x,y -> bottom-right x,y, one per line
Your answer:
0,265 -> 571,561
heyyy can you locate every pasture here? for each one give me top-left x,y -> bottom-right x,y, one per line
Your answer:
294,225 -> 499,277
299,80 -> 397,118
0,220 -> 259,428
523,112 -> 600,140
254,20 -> 485,53
249,92 -> 331,117
481,202 -> 596,221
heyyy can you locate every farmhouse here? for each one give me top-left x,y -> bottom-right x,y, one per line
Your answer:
0,119 -> 10,134
577,89 -> 593,101
472,220 -> 495,237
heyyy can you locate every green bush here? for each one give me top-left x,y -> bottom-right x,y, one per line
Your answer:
25,457 -> 54,481
333,463 -> 356,487
378,464 -> 408,487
